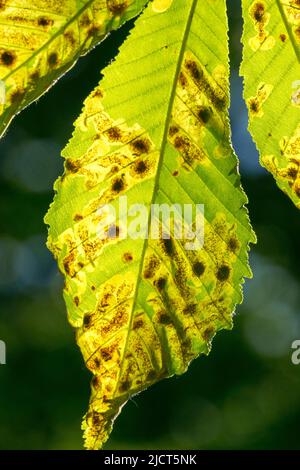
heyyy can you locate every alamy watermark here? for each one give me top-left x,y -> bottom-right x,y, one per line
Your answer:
0,80 -> 5,105
0,340 -> 6,365
291,340 -> 300,365
96,196 -> 205,251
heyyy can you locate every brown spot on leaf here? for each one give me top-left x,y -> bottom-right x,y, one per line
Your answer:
279,33 -> 287,42
185,59 -> 202,80
216,265 -> 230,282
83,314 -> 92,328
252,2 -> 265,22
179,71 -> 187,87
106,126 -> 122,141
143,255 -> 159,279
228,237 -> 239,253
155,277 -> 167,290
147,370 -> 157,381
249,98 -> 259,114
65,159 -> 80,173
203,326 -> 215,342
197,106 -> 211,124
162,237 -> 174,256
183,303 -> 197,316
48,52 -> 58,67
134,160 -> 148,174
10,90 -> 24,103
107,0 -> 128,15
169,125 -> 179,137
123,252 -> 133,262
101,348 -> 112,361
64,31 -> 76,46
0,50 -> 16,66
111,177 -> 124,193
73,214 -> 83,222
130,137 -> 151,155
107,224 -> 120,238
159,313 -> 172,325
38,17 -> 53,27
91,375 -> 100,388
119,379 -> 131,393
192,261 -> 205,277
133,319 -> 144,329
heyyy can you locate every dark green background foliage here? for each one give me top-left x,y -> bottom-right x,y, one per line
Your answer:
0,1 -> 299,449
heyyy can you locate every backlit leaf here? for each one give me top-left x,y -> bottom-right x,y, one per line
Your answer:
241,0 -> 300,207
0,0 -> 147,137
45,0 -> 255,449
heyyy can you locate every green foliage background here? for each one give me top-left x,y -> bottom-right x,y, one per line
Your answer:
0,1 -> 300,449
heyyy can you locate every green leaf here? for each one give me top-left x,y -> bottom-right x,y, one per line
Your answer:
241,0 -> 300,207
45,0 -> 255,449
0,0 -> 148,137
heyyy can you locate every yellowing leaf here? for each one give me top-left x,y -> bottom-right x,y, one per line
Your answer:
45,0 -> 255,449
0,0 -> 148,137
241,0 -> 300,208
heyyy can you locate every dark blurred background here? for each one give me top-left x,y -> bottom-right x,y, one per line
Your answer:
0,0 -> 300,450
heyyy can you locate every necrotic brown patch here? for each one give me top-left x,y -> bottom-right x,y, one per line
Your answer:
119,379 -> 131,393
91,375 -> 100,388
133,318 -> 143,329
228,237 -> 239,253
162,237 -> 174,256
10,90 -> 24,103
134,160 -> 148,174
216,265 -> 230,281
73,213 -> 83,222
147,370 -> 157,381
30,71 -> 40,82
192,261 -> 205,277
130,137 -> 151,155
65,159 -> 80,173
83,313 -> 92,328
252,2 -> 265,22
185,59 -> 202,80
64,31 -> 76,46
107,126 -> 122,141
155,277 -> 167,290
159,313 -> 172,325
123,252 -> 133,263
38,17 -> 53,27
111,177 -> 124,193
197,107 -> 211,124
48,52 -> 58,67
107,0 -> 128,15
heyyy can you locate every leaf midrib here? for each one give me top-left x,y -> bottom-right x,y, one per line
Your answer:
114,0 -> 199,398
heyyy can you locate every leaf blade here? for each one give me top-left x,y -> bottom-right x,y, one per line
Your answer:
241,0 -> 300,207
46,0 -> 255,449
0,0 -> 148,137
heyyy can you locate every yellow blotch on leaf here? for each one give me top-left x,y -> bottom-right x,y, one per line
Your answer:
248,1 -> 275,51
152,0 -> 174,13
247,82 -> 273,118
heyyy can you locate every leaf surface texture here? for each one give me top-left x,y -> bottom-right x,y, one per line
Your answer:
241,0 -> 300,207
46,0 -> 255,449
0,0 -> 147,136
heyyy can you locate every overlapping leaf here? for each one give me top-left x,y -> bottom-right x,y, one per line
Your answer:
45,0 -> 255,449
241,0 -> 300,207
0,0 -> 147,137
